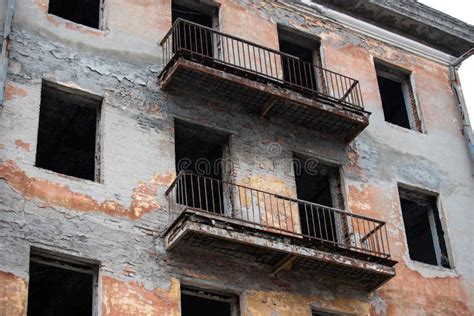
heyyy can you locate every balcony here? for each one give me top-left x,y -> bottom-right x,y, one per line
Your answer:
163,172 -> 397,291
158,19 -> 370,142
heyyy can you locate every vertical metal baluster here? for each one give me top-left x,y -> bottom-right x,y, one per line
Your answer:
262,193 -> 269,228
355,217 -> 361,250
244,188 -> 250,222
270,194 -> 276,229
197,175 -> 202,210
222,36 -> 230,63
297,60 -> 303,88
362,218 -> 369,252
210,178 -> 216,213
288,199 -> 295,233
247,43 -> 252,72
311,205 -> 318,239
321,206 -> 328,242
218,179 -> 224,215
315,205 -> 321,242
304,203 -> 310,237
183,174 -> 189,207
199,26 -> 204,56
377,223 -> 385,256
329,209 -> 335,244
349,215 -> 355,250
274,54 -> 280,81
238,186 -> 244,221
281,197 -> 288,231
259,48 -> 266,76
384,225 -> 391,258
183,23 -> 188,51
276,195 -> 282,229
203,177 -> 209,212
268,51 -> 273,77
250,189 -> 256,224
257,191 -> 263,225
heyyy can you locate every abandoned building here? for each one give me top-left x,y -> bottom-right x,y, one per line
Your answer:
1,0 -> 474,314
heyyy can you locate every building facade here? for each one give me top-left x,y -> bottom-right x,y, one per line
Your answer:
1,0 -> 473,315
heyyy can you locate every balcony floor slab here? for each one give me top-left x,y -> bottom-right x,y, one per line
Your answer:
164,209 -> 396,291
160,57 -> 370,142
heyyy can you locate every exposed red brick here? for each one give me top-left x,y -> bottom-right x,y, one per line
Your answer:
0,160 -> 174,220
4,84 -> 27,101
15,140 -> 31,152
101,276 -> 179,316
0,271 -> 28,316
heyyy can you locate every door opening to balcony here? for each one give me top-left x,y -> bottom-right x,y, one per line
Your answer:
174,120 -> 229,215
294,155 -> 344,244
171,1 -> 218,58
278,27 -> 322,92
398,187 -> 451,268
181,286 -> 238,316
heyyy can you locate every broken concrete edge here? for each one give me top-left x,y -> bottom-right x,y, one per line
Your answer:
160,57 -> 370,142
165,216 -> 396,292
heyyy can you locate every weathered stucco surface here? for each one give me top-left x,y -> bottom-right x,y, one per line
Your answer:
1,0 -> 473,315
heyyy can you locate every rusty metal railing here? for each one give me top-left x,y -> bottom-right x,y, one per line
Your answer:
159,19 -> 364,111
165,172 -> 391,259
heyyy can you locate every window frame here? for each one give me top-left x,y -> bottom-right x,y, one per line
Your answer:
374,58 -> 424,132
28,247 -> 100,316
47,0 -> 106,30
180,285 -> 240,316
397,185 -> 453,269
35,80 -> 103,183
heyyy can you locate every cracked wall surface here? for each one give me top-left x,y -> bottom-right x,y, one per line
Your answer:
1,0 -> 473,315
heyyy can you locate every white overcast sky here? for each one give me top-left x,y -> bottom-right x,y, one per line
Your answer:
418,0 -> 474,130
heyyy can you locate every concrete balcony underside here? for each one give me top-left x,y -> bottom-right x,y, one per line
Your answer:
164,209 -> 396,291
160,57 -> 370,142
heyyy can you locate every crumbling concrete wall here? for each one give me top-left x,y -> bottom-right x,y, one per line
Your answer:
0,0 -> 473,315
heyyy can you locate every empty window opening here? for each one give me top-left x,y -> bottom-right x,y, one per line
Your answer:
375,60 -> 420,130
181,286 -> 238,316
399,187 -> 451,268
278,27 -> 322,92
35,81 -> 102,181
48,0 -> 102,29
294,155 -> 344,243
175,120 -> 229,214
172,1 -> 218,57
27,249 -> 98,316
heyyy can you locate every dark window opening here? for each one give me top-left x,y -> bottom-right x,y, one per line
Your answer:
48,0 -> 101,29
399,187 -> 451,268
175,120 -> 229,214
181,286 -> 237,316
172,2 -> 217,57
278,28 -> 321,92
294,155 -> 343,243
375,61 -> 416,129
27,250 -> 97,316
36,81 -> 101,181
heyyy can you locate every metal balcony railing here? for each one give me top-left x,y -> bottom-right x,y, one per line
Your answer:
159,19 -> 364,111
165,172 -> 391,260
